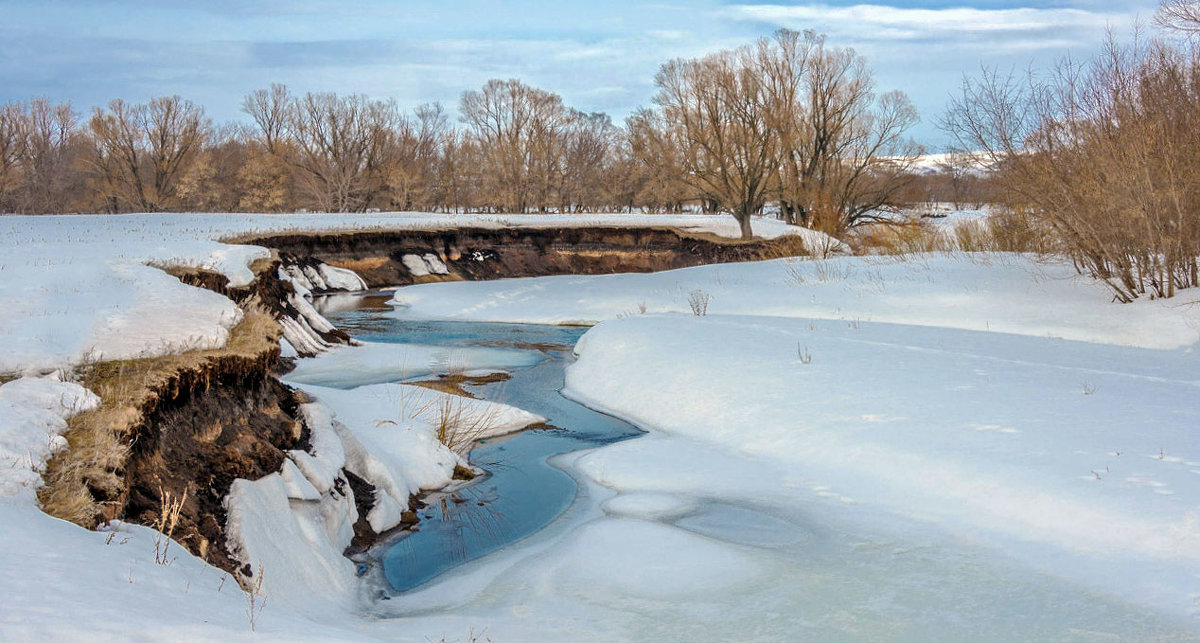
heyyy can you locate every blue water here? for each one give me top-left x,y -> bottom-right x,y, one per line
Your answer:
319,293 -> 643,592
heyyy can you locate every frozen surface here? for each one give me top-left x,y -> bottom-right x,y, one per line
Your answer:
564,315 -> 1200,620
285,341 -> 542,389
370,251 -> 1200,639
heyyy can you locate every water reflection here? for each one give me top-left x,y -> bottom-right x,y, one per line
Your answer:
319,292 -> 643,592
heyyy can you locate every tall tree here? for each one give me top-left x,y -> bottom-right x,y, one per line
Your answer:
652,50 -> 779,238
460,79 -> 572,213
764,30 -> 920,234
287,92 -> 401,212
85,96 -> 209,212
0,103 -> 25,211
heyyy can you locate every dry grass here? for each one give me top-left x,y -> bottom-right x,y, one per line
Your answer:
849,210 -> 1050,257
850,218 -> 949,256
415,393 -> 507,457
687,289 -> 711,316
753,234 -> 811,260
154,485 -> 188,565
400,363 -> 513,457
236,563 -> 267,632
38,300 -> 281,528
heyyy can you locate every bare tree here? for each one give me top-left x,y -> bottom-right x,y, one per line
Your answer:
242,83 -> 291,156
943,35 -> 1200,301
383,102 -> 447,211
85,96 -> 209,212
241,85 -> 297,212
14,99 -> 81,213
765,30 -> 920,234
460,79 -> 573,213
652,49 -> 779,238
0,103 -> 26,211
178,124 -> 251,212
625,109 -> 691,212
642,29 -> 918,238
558,111 -> 616,212
287,92 -> 401,212
1157,0 -> 1200,37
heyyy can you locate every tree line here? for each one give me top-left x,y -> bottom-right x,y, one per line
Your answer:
0,29 -> 923,238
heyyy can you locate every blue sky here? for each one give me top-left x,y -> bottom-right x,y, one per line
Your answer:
0,1 -> 1159,148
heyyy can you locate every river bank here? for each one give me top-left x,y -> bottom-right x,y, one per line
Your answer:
3,212 -> 1198,640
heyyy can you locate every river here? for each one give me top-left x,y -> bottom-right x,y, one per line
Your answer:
314,293 -> 643,592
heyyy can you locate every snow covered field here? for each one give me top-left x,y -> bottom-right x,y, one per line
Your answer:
2,210 -> 1199,640
382,253 -> 1200,638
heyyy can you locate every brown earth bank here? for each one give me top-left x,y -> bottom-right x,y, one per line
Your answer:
232,226 -> 807,288
37,258 -> 340,575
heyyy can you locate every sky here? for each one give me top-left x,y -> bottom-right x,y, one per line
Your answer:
0,1 -> 1161,149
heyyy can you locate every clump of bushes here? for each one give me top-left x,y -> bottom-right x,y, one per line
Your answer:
944,7 -> 1200,301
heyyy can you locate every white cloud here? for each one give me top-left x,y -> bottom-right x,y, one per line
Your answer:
724,3 -> 1140,46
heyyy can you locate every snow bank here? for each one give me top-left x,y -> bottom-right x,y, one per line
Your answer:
390,253 -> 1200,349
0,502 -> 372,641
0,375 -> 372,640
0,377 -> 99,502
294,382 -> 544,528
563,313 -> 1200,619
276,266 -> 356,356
282,262 -> 368,293
224,404 -> 362,619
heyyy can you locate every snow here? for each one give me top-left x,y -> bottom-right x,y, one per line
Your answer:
906,152 -> 989,174
0,211 -> 795,374
3,208 -> 1200,639
563,314 -> 1200,616
0,375 -> 371,640
286,381 -> 545,526
0,210 -> 805,639
319,264 -> 368,291
285,340 -> 543,389
544,518 -> 765,600
0,377 -> 99,502
391,253 -> 1200,349
284,262 -> 369,294
377,249 -> 1200,637
401,254 -> 432,277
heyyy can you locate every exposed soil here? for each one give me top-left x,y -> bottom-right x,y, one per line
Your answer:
40,260 -> 315,574
234,226 -> 807,288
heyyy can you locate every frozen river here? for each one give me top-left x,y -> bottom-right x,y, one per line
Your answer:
301,291 -> 1200,641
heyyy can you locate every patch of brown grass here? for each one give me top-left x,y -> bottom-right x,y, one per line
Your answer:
851,219 -> 949,256
754,234 -> 811,260
408,372 -> 512,399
